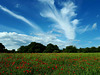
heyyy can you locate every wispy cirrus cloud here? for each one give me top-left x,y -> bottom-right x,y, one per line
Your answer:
38,0 -> 79,40
92,23 -> 97,29
77,22 -> 97,33
0,5 -> 42,32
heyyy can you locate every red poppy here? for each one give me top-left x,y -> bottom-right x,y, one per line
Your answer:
52,68 -> 54,70
23,71 -> 25,72
48,66 -> 50,68
16,67 -> 19,69
73,71 -> 75,73
12,62 -> 15,65
61,68 -> 63,70
55,66 -> 57,68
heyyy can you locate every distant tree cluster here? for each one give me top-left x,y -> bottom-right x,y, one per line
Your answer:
0,42 -> 100,53
0,43 -> 15,53
17,42 -> 60,53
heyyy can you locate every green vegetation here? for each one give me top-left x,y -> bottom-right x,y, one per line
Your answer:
0,53 -> 100,75
0,42 -> 100,53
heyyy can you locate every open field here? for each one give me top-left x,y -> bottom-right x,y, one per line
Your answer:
0,53 -> 100,75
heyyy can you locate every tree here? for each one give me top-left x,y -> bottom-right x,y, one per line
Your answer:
0,43 -> 5,52
28,42 -> 46,53
12,49 -> 16,53
64,45 -> 77,53
17,42 -> 46,53
90,47 -> 96,52
53,50 -> 60,53
85,47 -> 90,53
43,43 -> 59,53
17,46 -> 28,53
97,46 -> 100,52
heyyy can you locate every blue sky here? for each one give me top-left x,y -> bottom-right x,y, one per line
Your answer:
0,0 -> 100,50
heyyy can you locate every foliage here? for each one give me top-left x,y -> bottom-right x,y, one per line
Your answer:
0,53 -> 100,75
0,42 -> 100,53
17,42 -> 46,53
43,43 -> 59,53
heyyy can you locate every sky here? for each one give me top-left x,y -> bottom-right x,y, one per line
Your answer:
0,0 -> 100,50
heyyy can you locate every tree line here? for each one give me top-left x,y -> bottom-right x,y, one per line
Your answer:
0,42 -> 100,53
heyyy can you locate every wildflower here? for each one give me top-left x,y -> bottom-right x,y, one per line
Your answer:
3,71 -> 4,73
61,68 -> 63,70
68,71 -> 70,73
55,66 -> 57,68
73,71 -> 75,73
12,61 -> 15,65
36,69 -> 38,71
23,71 -> 25,72
81,67 -> 84,70
48,66 -> 50,68
16,67 -> 19,69
29,70 -> 31,73
26,70 -> 29,73
30,67 -> 32,69
52,68 -> 54,70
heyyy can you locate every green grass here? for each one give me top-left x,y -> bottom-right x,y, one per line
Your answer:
0,53 -> 100,75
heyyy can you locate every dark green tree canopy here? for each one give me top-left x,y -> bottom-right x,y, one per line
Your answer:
1,42 -> 100,53
0,43 -> 5,52
43,43 -> 59,53
17,42 -> 46,53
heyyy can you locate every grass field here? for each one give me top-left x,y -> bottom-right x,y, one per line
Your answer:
0,53 -> 100,75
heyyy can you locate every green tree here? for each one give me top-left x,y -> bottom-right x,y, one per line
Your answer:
28,42 -> 46,53
17,46 -> 28,53
64,45 -> 77,53
53,50 -> 60,53
43,43 -> 59,53
0,43 -> 6,52
90,47 -> 96,52
97,46 -> 100,52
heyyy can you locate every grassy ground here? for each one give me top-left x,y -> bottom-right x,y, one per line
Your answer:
0,53 -> 100,75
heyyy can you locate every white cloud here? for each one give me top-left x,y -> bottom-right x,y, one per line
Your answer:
77,22 -> 97,34
72,19 -> 79,26
38,0 -> 54,4
0,32 -> 74,50
92,23 -> 97,29
77,25 -> 89,33
0,5 -> 42,32
39,0 -> 79,40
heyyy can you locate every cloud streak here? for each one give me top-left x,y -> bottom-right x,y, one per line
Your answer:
92,23 -> 97,29
39,0 -> 78,40
0,5 -> 42,32
77,22 -> 97,34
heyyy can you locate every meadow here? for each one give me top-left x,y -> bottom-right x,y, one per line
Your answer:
0,53 -> 100,75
